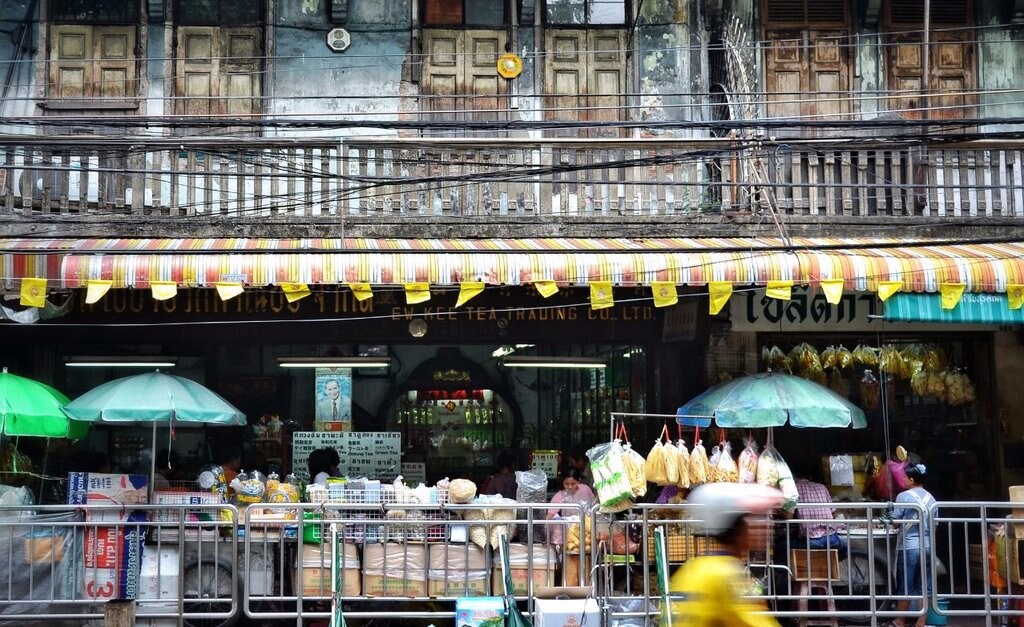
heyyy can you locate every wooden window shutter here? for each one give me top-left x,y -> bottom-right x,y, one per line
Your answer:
765,0 -> 845,24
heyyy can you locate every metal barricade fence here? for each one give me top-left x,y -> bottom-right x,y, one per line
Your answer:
0,502 -> 239,626
242,501 -> 589,626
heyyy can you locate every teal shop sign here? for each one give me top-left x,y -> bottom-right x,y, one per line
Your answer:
884,292 -> 1024,324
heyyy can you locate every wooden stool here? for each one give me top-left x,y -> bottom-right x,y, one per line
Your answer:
790,549 -> 840,627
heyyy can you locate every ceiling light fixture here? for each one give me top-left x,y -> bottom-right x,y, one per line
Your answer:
277,357 -> 392,369
501,356 -> 606,369
65,356 -> 178,368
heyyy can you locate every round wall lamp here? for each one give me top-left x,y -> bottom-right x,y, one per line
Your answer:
408,319 -> 428,338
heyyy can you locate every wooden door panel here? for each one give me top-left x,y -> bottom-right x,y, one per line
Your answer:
95,28 -> 134,98
886,31 -> 974,120
50,26 -> 90,98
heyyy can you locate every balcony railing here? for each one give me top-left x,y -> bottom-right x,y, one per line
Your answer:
1,138 -> 1021,220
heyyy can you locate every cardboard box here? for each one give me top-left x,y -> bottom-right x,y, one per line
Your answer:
294,544 -> 360,598
362,544 -> 426,597
82,511 -> 147,601
534,597 -> 600,627
562,553 -> 590,586
428,544 -> 489,597
68,473 -> 148,508
492,543 -> 556,595
455,596 -> 505,627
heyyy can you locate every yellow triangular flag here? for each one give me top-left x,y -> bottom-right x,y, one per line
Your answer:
456,282 -> 485,308
280,282 -> 310,303
877,280 -> 903,302
651,281 -> 678,308
590,281 -> 614,310
820,279 -> 844,305
939,282 -> 966,310
349,282 -> 373,302
151,281 -> 177,301
1009,284 -> 1024,310
85,280 -> 113,305
535,280 -> 558,298
708,281 -> 733,315
19,278 -> 46,308
765,280 -> 793,301
215,282 -> 244,301
405,282 -> 431,305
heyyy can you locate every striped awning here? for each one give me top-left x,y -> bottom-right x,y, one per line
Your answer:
2,237 -> 1023,293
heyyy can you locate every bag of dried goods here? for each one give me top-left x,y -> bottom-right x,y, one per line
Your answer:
765,345 -> 791,372
663,437 -> 681,486
820,345 -> 837,370
859,370 -> 881,410
911,369 -> 929,396
790,342 -> 822,372
800,363 -> 828,386
587,441 -> 634,512
756,446 -> 782,488
716,441 -> 740,483
926,371 -> 946,400
448,478 -> 478,504
836,345 -> 854,370
707,445 -> 722,483
923,345 -> 949,372
738,438 -> 759,484
675,440 -> 691,489
776,452 -> 799,508
622,442 -> 648,498
644,439 -> 669,486
689,439 -> 709,485
828,368 -> 850,398
852,344 -> 879,368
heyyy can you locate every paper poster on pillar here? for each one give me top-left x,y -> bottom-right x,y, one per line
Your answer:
314,368 -> 352,432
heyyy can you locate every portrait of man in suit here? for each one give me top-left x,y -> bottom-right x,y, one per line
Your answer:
315,370 -> 351,423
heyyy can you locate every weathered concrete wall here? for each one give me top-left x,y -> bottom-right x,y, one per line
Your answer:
0,0 -> 39,129
635,0 -> 697,136
269,0 -> 411,138
976,3 -> 1024,133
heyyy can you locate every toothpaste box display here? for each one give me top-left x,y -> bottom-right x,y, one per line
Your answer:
455,596 -> 505,627
82,510 -> 147,601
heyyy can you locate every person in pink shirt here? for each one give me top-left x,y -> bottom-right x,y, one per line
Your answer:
546,468 -> 595,544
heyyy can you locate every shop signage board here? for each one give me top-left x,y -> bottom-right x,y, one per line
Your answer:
529,449 -> 561,480
292,431 -> 401,481
730,288 -> 1005,332
401,462 -> 427,485
884,292 -> 1024,324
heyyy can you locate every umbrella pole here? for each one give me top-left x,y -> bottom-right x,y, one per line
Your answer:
39,439 -> 49,503
150,422 -> 157,500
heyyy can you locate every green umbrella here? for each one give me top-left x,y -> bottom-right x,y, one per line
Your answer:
64,371 -> 246,491
0,368 -> 88,439
654,526 -> 673,627
676,371 -> 867,429
499,531 -> 533,627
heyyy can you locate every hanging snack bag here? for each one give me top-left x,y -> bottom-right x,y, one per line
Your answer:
776,453 -> 799,508
716,441 -> 740,483
859,370 -> 881,410
674,440 -> 691,489
663,437 -> 681,486
829,368 -> 850,398
587,441 -> 634,512
820,345 -> 838,370
836,345 -> 854,370
644,439 -> 669,486
621,441 -> 648,498
738,438 -> 760,484
689,439 -> 710,485
707,445 -> 722,483
756,446 -> 782,488
852,344 -> 879,368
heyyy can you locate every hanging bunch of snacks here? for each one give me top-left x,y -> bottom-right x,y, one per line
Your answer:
644,433 -> 670,486
852,344 -> 880,368
707,444 -> 722,482
663,434 -> 682,486
757,434 -> 798,507
587,440 -> 634,513
675,439 -> 691,489
879,344 -> 911,379
715,439 -> 740,483
945,369 -> 976,406
738,437 -> 760,484
621,439 -> 648,498
835,345 -> 854,370
762,345 -> 791,372
900,344 -> 927,376
860,370 -> 881,410
923,345 -> 950,372
689,433 -> 710,486
820,345 -> 838,370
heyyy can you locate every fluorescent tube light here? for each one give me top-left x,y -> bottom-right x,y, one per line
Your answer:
501,356 -> 606,369
65,356 -> 177,368
278,357 -> 392,369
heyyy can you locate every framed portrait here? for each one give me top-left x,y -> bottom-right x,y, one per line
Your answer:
314,368 -> 352,430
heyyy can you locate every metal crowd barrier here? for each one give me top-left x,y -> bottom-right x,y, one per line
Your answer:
0,502 -> 239,626
0,499 -> 1021,626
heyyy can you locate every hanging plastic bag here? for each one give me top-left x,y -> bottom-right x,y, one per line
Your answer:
859,370 -> 881,410
756,446 -> 782,488
587,440 -> 634,512
852,344 -> 879,368
644,437 -> 669,486
776,453 -> 799,509
707,444 -> 722,483
689,437 -> 709,486
716,440 -> 739,483
621,441 -> 648,498
836,345 -> 854,370
820,345 -> 838,370
675,439 -> 691,489
663,433 -> 681,486
738,437 -> 760,484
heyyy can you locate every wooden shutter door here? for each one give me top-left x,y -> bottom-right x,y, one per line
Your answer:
221,27 -> 262,116
588,30 -> 625,137
465,30 -> 507,123
888,31 -> 973,120
94,26 -> 135,98
765,29 -> 848,133
176,26 -> 219,115
50,25 -> 91,98
545,30 -> 587,133
764,29 -> 805,124
423,31 -> 463,123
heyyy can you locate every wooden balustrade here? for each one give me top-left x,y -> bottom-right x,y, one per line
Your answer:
1,140 -> 1021,220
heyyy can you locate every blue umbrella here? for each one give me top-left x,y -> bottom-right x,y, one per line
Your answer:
676,372 -> 867,429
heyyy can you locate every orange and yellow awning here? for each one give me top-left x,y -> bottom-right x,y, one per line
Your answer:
1,236 -> 1022,295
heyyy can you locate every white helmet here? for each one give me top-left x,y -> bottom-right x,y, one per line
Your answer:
687,483 -> 785,535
